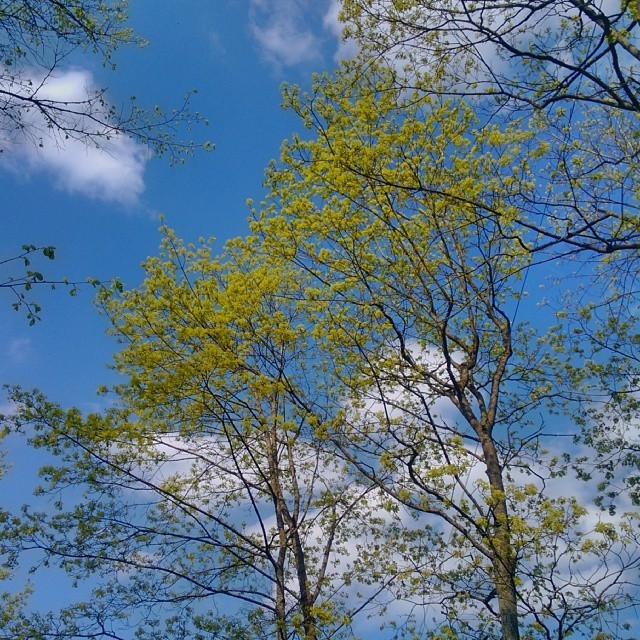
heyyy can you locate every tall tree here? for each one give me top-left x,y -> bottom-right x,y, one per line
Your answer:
1,230 -> 392,640
2,11 -> 639,640
338,0 -> 640,508
252,63 -> 640,640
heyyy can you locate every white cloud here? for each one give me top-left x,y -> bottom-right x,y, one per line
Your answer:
208,31 -> 227,57
248,0 -> 357,69
249,0 -> 324,68
0,68 -> 148,206
323,0 -> 359,61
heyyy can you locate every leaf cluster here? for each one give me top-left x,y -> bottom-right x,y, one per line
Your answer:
0,244 -> 117,324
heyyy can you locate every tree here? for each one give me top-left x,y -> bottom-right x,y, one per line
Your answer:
251,63 -> 640,640
338,0 -> 640,519
0,0 -> 207,160
3,61 -> 639,640
1,230 -> 394,640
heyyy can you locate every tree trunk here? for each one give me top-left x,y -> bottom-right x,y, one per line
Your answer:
482,435 -> 520,640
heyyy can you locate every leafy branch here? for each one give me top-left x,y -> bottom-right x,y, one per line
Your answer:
1,245 -> 121,325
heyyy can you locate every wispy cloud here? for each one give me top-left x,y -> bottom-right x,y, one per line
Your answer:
7,337 -> 32,364
323,0 -> 359,61
0,68 -> 148,206
208,31 -> 227,58
249,0 -> 324,68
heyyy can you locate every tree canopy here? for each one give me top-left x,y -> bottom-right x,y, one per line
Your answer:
250,61 -> 640,640
340,0 -> 640,260
341,0 -> 640,113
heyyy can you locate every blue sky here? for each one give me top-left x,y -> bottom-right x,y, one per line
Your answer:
1,0 -> 348,410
